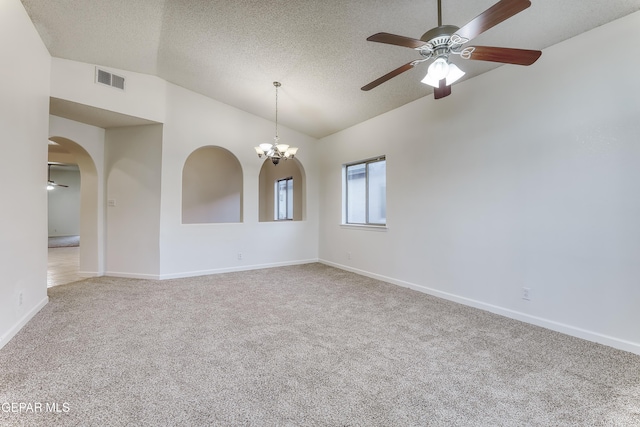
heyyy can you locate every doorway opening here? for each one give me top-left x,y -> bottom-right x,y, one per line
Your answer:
47,137 -> 100,286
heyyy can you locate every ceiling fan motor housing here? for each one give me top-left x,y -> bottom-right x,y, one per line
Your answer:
421,25 -> 459,45
419,25 -> 461,60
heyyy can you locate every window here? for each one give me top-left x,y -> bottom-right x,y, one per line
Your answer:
345,156 -> 386,225
275,177 -> 293,220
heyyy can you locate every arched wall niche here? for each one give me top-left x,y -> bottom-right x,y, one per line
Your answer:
258,157 -> 306,222
48,136 -> 100,275
182,146 -> 243,224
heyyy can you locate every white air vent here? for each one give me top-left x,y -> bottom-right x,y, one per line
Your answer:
111,74 -> 125,90
95,67 -> 125,90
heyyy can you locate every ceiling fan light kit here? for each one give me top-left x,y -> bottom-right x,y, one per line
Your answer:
361,0 -> 542,99
421,60 -> 465,87
254,82 -> 299,165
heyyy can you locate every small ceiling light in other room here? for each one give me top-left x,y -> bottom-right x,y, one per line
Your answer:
254,82 -> 299,165
47,163 -> 69,190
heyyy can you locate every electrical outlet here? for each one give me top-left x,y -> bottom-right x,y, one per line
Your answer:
237,253 -> 243,261
522,287 -> 531,301
347,252 -> 352,260
19,292 -> 23,306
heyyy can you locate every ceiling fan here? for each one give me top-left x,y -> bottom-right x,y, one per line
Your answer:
47,163 -> 69,190
361,0 -> 542,99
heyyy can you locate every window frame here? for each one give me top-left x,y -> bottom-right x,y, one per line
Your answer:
275,176 -> 294,221
344,156 -> 386,227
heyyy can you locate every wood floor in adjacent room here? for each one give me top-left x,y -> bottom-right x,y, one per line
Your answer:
47,246 -> 83,288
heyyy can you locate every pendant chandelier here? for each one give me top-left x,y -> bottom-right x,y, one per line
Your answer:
254,82 -> 298,165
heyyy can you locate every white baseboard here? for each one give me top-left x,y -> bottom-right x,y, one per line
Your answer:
159,259 -> 319,280
319,259 -> 640,356
78,271 -> 100,278
0,296 -> 48,351
104,271 -> 161,280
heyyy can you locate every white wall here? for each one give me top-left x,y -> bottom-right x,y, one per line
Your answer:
50,58 -> 166,124
47,166 -> 81,236
159,83 -> 319,279
318,11 -> 640,355
49,59 -> 165,278
0,0 -> 51,349
105,124 -> 163,278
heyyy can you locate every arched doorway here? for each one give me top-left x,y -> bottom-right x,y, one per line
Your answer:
48,136 -> 101,283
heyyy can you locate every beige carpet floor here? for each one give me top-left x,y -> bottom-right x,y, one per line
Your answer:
1,263 -> 639,426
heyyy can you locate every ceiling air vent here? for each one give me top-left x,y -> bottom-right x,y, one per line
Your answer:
95,67 -> 125,90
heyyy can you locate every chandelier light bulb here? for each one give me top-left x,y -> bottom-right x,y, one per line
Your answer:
445,64 -> 465,86
428,57 -> 450,81
259,143 -> 273,152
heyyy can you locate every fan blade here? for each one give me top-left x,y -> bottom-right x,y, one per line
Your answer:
434,79 -> 452,99
366,32 -> 427,49
461,46 -> 541,65
455,0 -> 531,42
361,62 -> 416,91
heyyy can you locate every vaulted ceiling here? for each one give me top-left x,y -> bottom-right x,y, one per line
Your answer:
21,0 -> 640,138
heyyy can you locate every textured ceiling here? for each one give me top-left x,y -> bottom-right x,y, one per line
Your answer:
21,0 -> 640,138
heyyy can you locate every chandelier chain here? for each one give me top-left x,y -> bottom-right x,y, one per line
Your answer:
274,81 -> 280,140
254,81 -> 297,165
